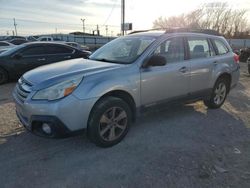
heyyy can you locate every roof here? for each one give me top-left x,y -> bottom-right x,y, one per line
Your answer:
128,28 -> 221,38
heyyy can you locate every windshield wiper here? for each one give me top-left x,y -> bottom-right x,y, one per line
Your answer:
90,58 -> 120,64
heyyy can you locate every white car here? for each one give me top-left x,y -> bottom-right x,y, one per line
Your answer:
0,41 -> 15,50
37,36 -> 62,42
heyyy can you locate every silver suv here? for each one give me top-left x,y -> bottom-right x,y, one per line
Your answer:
13,29 -> 240,147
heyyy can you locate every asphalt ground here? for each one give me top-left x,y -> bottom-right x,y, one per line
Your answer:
0,63 -> 249,188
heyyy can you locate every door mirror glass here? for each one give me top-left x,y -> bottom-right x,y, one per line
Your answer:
145,55 -> 166,67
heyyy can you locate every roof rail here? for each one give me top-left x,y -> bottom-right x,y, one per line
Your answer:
164,27 -> 221,36
128,28 -> 163,35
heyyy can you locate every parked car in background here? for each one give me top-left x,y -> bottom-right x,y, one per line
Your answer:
247,57 -> 250,74
239,47 -> 250,62
26,36 -> 38,41
12,29 -> 240,147
37,36 -> 62,42
9,38 -> 28,45
0,41 -> 16,50
65,42 -> 90,51
0,42 -> 90,84
4,36 -> 26,41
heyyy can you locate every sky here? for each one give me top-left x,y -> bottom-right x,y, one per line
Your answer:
0,0 -> 250,36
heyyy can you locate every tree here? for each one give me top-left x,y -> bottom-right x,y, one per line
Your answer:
153,3 -> 249,38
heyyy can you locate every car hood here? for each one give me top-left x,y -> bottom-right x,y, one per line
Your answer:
23,58 -> 123,86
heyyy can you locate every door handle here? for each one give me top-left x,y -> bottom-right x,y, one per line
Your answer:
37,58 -> 46,61
64,56 -> 71,59
179,66 -> 187,73
213,61 -> 218,65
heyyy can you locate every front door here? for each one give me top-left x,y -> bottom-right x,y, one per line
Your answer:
140,37 -> 190,106
12,46 -> 47,77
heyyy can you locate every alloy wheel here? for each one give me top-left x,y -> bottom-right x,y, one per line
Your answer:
99,107 -> 128,142
214,82 -> 227,105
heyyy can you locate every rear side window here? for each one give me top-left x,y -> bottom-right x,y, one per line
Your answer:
21,46 -> 45,56
187,37 -> 214,59
214,39 -> 229,55
45,45 -> 74,54
40,38 -> 47,41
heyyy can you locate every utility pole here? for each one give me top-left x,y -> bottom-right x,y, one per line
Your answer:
13,18 -> 17,36
81,18 -> 85,34
121,0 -> 125,36
96,25 -> 100,36
105,25 -> 108,36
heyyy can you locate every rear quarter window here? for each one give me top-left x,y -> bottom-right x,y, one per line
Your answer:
213,39 -> 229,55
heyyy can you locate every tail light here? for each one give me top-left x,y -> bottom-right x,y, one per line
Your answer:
233,53 -> 239,64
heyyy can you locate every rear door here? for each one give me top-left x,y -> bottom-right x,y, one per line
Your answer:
186,36 -> 216,94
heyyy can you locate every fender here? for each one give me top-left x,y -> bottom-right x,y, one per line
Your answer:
73,64 -> 141,107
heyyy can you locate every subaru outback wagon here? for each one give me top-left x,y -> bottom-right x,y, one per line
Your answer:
13,29 -> 240,147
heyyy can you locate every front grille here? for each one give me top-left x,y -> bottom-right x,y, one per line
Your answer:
15,78 -> 33,103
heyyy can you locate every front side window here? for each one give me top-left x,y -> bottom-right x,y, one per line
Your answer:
0,42 -> 9,46
187,37 -> 214,59
153,37 -> 185,63
89,36 -> 156,64
21,46 -> 45,56
214,39 -> 229,55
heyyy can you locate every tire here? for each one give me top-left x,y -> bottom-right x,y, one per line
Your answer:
87,96 -> 132,147
0,67 -> 8,85
204,78 -> 229,109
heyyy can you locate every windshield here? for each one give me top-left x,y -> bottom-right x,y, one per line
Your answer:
89,36 -> 156,64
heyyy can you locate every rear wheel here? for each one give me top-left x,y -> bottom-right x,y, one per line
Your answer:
87,96 -> 132,147
0,67 -> 8,85
204,78 -> 229,109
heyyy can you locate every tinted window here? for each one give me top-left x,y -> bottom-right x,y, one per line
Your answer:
0,42 -> 9,46
21,46 -> 45,56
187,38 -> 214,59
10,39 -> 27,45
45,45 -> 73,54
214,39 -> 229,55
40,38 -> 47,41
154,37 -> 184,63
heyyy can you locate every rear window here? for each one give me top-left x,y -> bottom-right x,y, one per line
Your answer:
214,39 -> 229,55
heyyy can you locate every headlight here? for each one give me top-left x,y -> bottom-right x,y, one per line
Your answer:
32,75 -> 83,101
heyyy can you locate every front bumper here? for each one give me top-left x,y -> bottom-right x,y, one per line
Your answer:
13,89 -> 98,137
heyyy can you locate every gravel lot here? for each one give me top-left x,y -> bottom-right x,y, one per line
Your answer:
0,63 -> 249,188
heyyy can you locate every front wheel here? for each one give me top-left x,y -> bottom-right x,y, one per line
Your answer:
204,78 -> 229,109
87,96 -> 132,147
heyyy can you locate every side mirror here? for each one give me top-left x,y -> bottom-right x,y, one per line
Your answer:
143,54 -> 167,68
13,53 -> 23,59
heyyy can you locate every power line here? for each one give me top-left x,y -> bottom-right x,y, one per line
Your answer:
0,17 -> 120,28
101,0 -> 118,27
